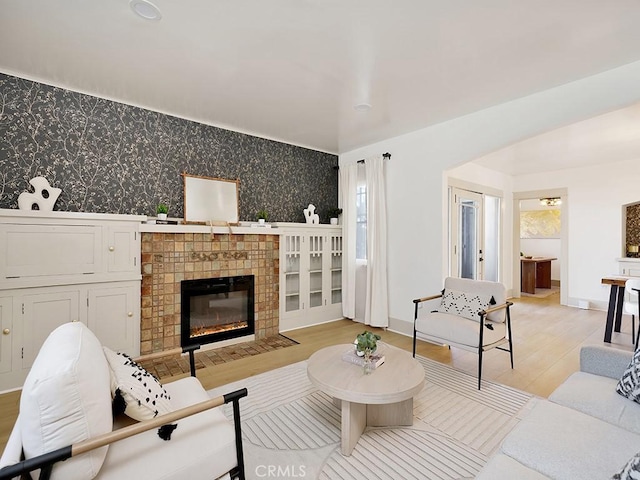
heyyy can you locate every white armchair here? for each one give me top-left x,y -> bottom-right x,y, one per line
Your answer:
412,277 -> 513,390
0,322 -> 247,480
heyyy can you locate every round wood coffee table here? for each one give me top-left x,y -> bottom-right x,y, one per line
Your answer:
307,343 -> 425,455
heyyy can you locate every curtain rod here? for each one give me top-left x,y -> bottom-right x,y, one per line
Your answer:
333,152 -> 391,170
357,152 -> 391,164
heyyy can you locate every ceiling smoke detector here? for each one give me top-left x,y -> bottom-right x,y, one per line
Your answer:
130,0 -> 162,21
354,103 -> 372,112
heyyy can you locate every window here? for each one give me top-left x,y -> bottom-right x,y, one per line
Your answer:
356,183 -> 367,260
355,164 -> 367,260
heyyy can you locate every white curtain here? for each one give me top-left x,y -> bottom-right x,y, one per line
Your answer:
364,155 -> 389,327
340,162 -> 358,319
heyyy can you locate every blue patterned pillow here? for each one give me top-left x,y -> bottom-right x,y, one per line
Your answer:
617,349 -> 640,404
437,289 -> 494,321
612,451 -> 640,479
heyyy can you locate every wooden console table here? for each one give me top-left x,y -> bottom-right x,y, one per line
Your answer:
601,276 -> 630,343
521,257 -> 557,294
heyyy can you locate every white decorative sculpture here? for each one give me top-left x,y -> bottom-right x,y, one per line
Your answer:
18,176 -> 62,212
303,204 -> 320,224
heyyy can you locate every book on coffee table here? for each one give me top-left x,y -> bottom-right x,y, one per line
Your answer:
341,349 -> 385,369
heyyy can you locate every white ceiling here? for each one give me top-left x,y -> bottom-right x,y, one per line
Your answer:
2,0 -> 640,156
473,101 -> 640,175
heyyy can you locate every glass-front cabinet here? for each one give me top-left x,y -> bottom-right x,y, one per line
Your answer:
279,225 -> 343,331
283,234 -> 301,313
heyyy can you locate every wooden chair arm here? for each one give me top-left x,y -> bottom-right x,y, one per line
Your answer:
413,293 -> 443,304
480,301 -> 513,316
0,388 -> 248,480
75,388 -> 246,456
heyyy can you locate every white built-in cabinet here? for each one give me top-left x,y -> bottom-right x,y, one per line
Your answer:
617,258 -> 640,277
0,210 -> 144,392
278,224 -> 343,332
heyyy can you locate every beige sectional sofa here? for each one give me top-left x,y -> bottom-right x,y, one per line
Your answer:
477,345 -> 640,480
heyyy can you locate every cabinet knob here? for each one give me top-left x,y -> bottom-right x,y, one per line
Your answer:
127,312 -> 133,317
108,246 -> 115,252
71,319 -> 79,322
2,328 -> 9,335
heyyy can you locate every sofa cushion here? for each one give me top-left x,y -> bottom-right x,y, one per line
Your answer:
95,376 -> 237,480
437,289 -> 494,321
20,322 -> 112,480
103,346 -> 172,421
613,451 -> 640,480
501,399 -> 640,480
550,371 -> 640,435
617,348 -> 640,404
415,311 -> 505,348
476,453 -> 550,480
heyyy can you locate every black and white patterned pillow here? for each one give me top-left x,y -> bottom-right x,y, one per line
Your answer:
617,348 -> 640,404
103,346 -> 173,421
437,289 -> 494,322
612,451 -> 640,480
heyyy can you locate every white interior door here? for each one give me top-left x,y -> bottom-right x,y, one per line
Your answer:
451,188 -> 484,280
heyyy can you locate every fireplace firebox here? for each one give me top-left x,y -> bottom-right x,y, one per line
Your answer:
181,275 -> 255,347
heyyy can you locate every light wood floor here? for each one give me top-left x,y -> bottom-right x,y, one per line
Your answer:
0,293 -> 633,455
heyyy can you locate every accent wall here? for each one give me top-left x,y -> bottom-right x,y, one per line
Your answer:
0,73 -> 338,222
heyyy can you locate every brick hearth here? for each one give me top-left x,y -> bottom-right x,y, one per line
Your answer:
140,232 -> 280,354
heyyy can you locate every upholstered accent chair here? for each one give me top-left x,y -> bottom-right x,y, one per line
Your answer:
0,322 -> 247,480
412,277 -> 514,390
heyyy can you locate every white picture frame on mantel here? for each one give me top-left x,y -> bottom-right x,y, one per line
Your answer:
182,173 -> 240,224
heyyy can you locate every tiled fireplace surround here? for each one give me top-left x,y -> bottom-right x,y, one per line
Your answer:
140,232 -> 280,354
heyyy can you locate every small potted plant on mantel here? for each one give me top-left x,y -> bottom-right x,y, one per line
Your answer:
157,203 -> 168,221
327,207 -> 343,225
256,209 -> 269,225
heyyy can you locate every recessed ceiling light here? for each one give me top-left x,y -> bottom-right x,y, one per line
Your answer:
354,103 -> 372,112
130,0 -> 162,21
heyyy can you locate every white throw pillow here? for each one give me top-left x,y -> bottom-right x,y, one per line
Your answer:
617,348 -> 640,404
437,289 -> 494,322
20,322 -> 112,480
103,347 -> 172,421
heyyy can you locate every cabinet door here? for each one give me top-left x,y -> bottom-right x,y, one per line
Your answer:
0,297 -> 12,374
328,234 -> 343,305
308,234 -> 324,309
282,234 -> 303,314
106,226 -> 138,273
0,225 -> 102,279
88,283 -> 139,356
21,289 -> 82,369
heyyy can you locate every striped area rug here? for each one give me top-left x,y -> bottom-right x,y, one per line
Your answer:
208,355 -> 533,480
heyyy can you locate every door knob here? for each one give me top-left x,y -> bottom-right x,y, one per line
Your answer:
2,328 -> 9,335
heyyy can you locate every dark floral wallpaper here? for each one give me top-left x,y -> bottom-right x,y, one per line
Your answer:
0,73 -> 338,222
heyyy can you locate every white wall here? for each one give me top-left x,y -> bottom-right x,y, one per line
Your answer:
514,157 -> 640,309
339,60 -> 640,334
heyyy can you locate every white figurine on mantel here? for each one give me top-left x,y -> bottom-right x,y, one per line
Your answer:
303,204 -> 320,224
18,176 -> 62,212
